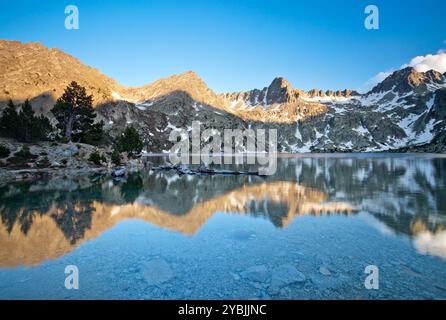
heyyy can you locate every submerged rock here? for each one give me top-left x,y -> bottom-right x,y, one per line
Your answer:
143,258 -> 173,286
268,264 -> 306,295
230,272 -> 241,281
241,265 -> 269,283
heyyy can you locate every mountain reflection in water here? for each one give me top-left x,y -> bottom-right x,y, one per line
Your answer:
0,155 -> 445,268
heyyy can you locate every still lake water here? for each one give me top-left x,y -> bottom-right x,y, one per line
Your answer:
0,154 -> 446,300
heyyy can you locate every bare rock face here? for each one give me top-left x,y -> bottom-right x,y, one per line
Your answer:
0,40 -> 121,112
431,88 -> 446,119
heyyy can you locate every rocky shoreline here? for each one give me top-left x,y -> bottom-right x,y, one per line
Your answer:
0,138 -> 148,186
1,135 -> 445,186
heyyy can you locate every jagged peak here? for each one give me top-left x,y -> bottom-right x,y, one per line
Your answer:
424,69 -> 444,81
268,77 -> 294,90
264,77 -> 298,105
370,66 -> 444,94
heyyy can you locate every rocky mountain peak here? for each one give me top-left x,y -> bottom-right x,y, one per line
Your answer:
266,77 -> 298,104
165,70 -> 203,84
124,70 -> 224,107
268,77 -> 293,91
424,69 -> 444,83
370,67 -> 445,94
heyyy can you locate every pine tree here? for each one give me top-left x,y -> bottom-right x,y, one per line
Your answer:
116,126 -> 144,158
18,100 -> 35,142
0,99 -> 52,142
52,81 -> 103,144
33,114 -> 53,141
73,103 -> 104,145
0,100 -> 20,138
0,144 -> 10,158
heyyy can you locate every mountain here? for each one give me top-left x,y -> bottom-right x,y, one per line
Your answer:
0,40 -> 121,112
98,71 -> 247,152
220,77 -> 358,108
219,77 -> 329,123
124,71 -> 224,108
220,77 -> 300,107
370,67 -> 444,95
219,67 -> 445,152
0,39 -> 445,152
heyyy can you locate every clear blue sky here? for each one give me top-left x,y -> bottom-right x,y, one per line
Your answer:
0,0 -> 445,92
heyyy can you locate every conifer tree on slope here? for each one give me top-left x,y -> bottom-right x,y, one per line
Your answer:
51,81 -> 104,144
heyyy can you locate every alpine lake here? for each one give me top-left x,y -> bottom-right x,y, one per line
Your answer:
0,154 -> 445,300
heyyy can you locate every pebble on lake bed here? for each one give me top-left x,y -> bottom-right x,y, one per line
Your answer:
319,266 -> 332,276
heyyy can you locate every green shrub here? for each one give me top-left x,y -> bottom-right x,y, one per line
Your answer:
111,149 -> 121,166
15,145 -> 32,159
88,150 -> 106,165
0,144 -> 10,158
7,146 -> 35,167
